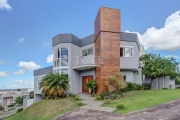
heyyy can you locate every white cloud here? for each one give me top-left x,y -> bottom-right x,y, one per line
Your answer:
18,61 -> 41,71
0,71 -> 9,77
165,55 -> 180,59
0,0 -> 12,11
46,54 -> 53,63
10,80 -> 34,88
14,69 -> 26,75
42,42 -> 49,47
18,37 -> 26,43
126,11 -> 180,51
0,61 -> 5,64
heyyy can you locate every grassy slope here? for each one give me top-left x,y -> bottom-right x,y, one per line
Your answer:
5,97 -> 80,120
103,89 -> 180,114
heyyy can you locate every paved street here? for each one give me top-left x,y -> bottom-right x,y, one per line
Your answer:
56,101 -> 180,120
0,109 -> 16,120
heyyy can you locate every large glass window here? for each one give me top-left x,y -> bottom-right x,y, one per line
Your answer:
120,46 -> 133,57
61,48 -> 68,66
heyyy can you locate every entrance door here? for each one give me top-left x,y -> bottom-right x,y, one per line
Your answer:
82,75 -> 93,93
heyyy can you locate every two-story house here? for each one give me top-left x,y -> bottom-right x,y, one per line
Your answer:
34,7 -> 143,102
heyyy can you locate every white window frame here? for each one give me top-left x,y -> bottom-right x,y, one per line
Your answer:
120,46 -> 134,57
53,47 -> 69,77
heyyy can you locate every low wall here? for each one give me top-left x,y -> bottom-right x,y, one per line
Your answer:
175,85 -> 180,88
23,99 -> 34,109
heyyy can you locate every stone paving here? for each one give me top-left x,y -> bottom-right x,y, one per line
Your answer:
77,94 -> 115,112
55,98 -> 180,120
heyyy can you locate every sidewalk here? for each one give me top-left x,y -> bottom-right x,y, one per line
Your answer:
77,94 -> 115,112
0,109 -> 16,120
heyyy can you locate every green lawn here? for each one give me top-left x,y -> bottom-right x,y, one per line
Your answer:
5,97 -> 82,120
102,89 -> 180,114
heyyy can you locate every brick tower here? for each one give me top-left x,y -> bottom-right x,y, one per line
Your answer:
94,7 -> 120,94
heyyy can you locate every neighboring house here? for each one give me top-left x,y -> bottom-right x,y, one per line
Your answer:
34,7 -> 143,102
1,91 -> 29,107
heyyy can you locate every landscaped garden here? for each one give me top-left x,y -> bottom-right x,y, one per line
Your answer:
5,97 -> 83,120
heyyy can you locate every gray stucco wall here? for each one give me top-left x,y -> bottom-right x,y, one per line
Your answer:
120,41 -> 140,70
34,94 -> 44,102
23,98 -> 33,109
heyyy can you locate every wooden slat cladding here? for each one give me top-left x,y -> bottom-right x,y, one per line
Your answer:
94,7 -> 120,94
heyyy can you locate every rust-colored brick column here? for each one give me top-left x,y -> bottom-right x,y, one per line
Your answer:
94,7 -> 120,94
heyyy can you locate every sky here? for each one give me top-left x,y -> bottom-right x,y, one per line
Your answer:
0,0 -> 180,89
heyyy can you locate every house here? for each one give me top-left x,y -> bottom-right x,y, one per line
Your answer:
34,7 -> 143,102
1,91 -> 29,107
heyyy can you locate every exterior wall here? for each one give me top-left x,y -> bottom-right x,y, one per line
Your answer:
94,7 -> 120,94
34,74 -> 47,94
120,41 -> 140,70
23,98 -> 33,109
34,94 -> 44,102
121,71 -> 135,83
151,76 -> 175,89
79,43 -> 95,66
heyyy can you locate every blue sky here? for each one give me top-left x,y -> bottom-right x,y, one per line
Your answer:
0,0 -> 180,89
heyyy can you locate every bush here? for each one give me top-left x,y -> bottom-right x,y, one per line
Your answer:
96,95 -> 102,100
0,106 -> 4,111
74,96 -> 80,101
116,104 -> 125,110
91,93 -> 95,97
105,100 -> 110,104
72,94 -> 76,98
77,101 -> 83,106
7,104 -> 14,107
17,108 -> 23,113
142,83 -> 151,90
162,87 -> 168,89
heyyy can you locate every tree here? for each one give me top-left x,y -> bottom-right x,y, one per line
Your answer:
140,53 -> 179,89
106,70 -> 127,93
17,89 -> 21,91
39,73 -> 70,98
15,96 -> 26,105
29,91 -> 34,99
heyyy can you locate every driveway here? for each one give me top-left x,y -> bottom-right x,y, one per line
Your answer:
55,101 -> 180,120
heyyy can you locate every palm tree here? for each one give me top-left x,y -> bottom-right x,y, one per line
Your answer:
39,73 -> 70,98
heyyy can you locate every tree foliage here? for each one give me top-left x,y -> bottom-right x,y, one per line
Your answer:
140,53 -> 179,88
15,96 -> 26,105
29,91 -> 34,99
39,73 -> 70,98
106,70 -> 127,93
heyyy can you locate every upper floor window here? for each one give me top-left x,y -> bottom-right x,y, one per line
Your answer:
53,47 -> 68,67
81,47 -> 93,57
120,46 -> 133,57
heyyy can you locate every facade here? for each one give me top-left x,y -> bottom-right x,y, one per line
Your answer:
34,7 -> 143,102
0,91 -> 29,107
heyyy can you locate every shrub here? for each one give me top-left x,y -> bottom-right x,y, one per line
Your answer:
100,91 -> 111,99
72,94 -> 76,98
169,84 -> 172,89
68,93 -> 73,97
96,95 -> 102,100
86,79 -> 97,94
0,106 -> 4,111
106,70 -> 127,93
91,93 -> 95,97
142,83 -> 151,90
7,104 -> 14,107
162,87 -> 168,89
116,104 -> 125,110
105,100 -> 110,104
77,101 -> 83,106
74,96 -> 80,101
17,108 -> 23,113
